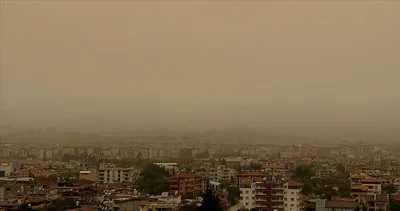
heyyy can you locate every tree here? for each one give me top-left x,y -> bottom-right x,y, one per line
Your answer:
227,186 -> 240,205
136,164 -> 170,195
338,182 -> 350,197
197,189 -> 223,211
248,163 -> 263,171
301,181 -> 313,196
292,165 -> 315,181
36,199 -> 77,211
336,164 -> 346,175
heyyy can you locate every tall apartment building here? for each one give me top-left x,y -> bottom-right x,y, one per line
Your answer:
238,180 -> 284,211
254,181 -> 285,211
237,172 -> 267,210
283,180 -> 302,211
170,173 -> 202,195
270,182 -> 285,211
98,168 -> 136,184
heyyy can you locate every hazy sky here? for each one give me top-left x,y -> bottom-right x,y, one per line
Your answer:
1,1 -> 400,132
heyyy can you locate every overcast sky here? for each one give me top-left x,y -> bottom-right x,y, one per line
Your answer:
1,1 -> 400,133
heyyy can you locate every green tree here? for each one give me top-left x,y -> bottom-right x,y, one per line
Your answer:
227,186 -> 240,205
248,163 -> 263,171
136,164 -> 170,194
198,189 -> 223,211
391,201 -> 400,210
292,165 -> 315,181
301,181 -> 314,196
36,199 -> 77,211
338,182 -> 350,197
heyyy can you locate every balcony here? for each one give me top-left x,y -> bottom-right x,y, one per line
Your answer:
272,205 -> 284,209
256,204 -> 268,208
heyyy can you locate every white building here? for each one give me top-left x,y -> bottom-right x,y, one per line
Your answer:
208,165 -> 236,182
99,168 -> 136,184
240,182 -> 256,210
283,180 -> 302,211
153,163 -> 178,174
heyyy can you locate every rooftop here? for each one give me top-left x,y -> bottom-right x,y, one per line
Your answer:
287,180 -> 302,187
325,200 -> 357,209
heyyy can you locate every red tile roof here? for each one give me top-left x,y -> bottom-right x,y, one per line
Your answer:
360,177 -> 382,183
287,180 -> 302,187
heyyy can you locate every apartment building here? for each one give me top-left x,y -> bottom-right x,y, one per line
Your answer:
238,172 -> 267,188
153,163 -> 178,174
360,177 -> 382,194
255,182 -> 285,211
237,172 -> 267,210
240,182 -> 257,210
98,168 -> 136,184
283,180 -> 302,211
238,180 -> 284,210
365,194 -> 390,211
169,173 -> 202,195
265,164 -> 286,177
208,165 -> 236,182
350,185 -> 369,204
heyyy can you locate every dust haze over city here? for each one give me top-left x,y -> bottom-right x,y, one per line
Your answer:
1,1 -> 400,211
1,1 -> 400,142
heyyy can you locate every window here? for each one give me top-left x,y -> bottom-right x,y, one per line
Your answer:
291,198 -> 294,201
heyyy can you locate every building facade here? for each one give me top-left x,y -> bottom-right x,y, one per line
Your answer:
283,180 -> 302,211
169,173 -> 202,196
98,168 -> 136,184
